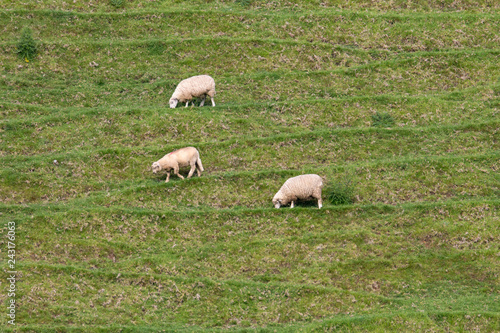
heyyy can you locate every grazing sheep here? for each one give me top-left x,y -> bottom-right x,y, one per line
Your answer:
272,174 -> 323,209
152,147 -> 204,182
169,75 -> 216,108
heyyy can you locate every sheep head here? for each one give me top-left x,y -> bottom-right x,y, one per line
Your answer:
169,98 -> 179,109
272,191 -> 286,209
273,199 -> 281,209
151,162 -> 162,174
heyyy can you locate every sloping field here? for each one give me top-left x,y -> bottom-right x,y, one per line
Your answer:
0,0 -> 499,331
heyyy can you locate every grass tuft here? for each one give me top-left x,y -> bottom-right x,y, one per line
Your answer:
325,175 -> 356,205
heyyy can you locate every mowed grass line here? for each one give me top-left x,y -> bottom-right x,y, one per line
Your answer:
4,197 -> 499,288
1,43 -> 498,103
3,310 -> 500,332
1,7 -> 499,50
5,251 -> 499,329
2,115 -> 498,160
2,85 -> 498,152
0,265 -> 404,328
2,0 -> 499,12
1,82 -> 499,126
14,199 -> 499,285
4,251 -> 499,329
1,135 -> 498,206
2,48 -> 499,98
1,154 -> 498,229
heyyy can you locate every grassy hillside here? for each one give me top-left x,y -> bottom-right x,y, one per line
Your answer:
0,0 -> 499,331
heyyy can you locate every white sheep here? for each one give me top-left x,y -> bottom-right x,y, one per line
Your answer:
272,174 -> 323,209
169,75 -> 216,108
152,147 -> 204,182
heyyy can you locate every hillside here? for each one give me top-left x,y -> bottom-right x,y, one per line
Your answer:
0,0 -> 499,331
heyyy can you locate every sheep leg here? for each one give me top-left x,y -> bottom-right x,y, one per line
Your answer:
174,166 -> 184,180
199,95 -> 206,107
187,164 -> 196,178
185,101 -> 190,107
165,172 -> 170,183
196,158 -> 204,176
210,97 -> 215,107
290,201 -> 295,208
312,188 -> 323,209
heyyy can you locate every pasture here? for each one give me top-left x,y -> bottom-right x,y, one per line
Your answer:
0,0 -> 499,331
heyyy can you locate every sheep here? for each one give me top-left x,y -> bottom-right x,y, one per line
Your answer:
272,174 -> 323,209
152,147 -> 204,182
169,75 -> 216,108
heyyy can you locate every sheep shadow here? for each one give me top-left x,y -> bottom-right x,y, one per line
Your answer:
150,170 -> 203,183
276,199 -> 321,209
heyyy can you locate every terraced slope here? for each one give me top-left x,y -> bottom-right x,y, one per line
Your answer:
0,1 -> 499,331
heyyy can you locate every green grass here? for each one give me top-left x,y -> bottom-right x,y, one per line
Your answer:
0,1 -> 499,331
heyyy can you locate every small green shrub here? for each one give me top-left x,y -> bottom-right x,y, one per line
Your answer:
325,176 -> 356,205
16,27 -> 38,62
110,0 -> 124,8
372,112 -> 395,128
